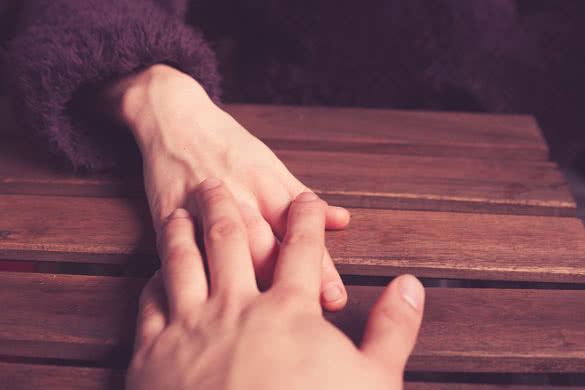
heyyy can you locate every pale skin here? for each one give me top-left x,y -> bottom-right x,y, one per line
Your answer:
126,179 -> 425,390
103,64 -> 350,310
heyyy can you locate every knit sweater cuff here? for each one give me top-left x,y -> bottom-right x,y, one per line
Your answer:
6,0 -> 221,171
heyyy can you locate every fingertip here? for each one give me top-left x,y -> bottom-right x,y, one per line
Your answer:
321,283 -> 348,311
325,206 -> 351,230
360,274 -> 425,369
396,274 -> 425,313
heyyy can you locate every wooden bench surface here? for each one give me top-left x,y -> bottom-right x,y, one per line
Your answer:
3,364 -> 582,390
2,364 -> 584,390
227,105 -> 549,160
2,196 -> 584,282
0,135 -> 575,217
2,272 -> 585,373
1,102 -> 583,388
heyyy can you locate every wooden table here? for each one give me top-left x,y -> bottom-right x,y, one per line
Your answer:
1,102 -> 585,389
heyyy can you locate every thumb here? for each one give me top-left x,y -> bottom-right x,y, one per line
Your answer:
360,274 -> 425,371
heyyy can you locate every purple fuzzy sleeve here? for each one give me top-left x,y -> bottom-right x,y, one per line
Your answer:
5,0 -> 221,171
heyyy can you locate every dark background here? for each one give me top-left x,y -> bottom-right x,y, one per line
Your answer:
2,0 -> 585,217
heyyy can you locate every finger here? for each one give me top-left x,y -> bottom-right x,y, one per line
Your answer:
273,192 -> 326,298
157,208 -> 208,320
256,184 -> 347,310
266,198 -> 350,234
238,202 -> 279,290
284,175 -> 350,231
196,178 -> 258,298
326,205 -> 351,230
319,248 -> 348,311
134,270 -> 167,352
360,274 -> 425,371
255,180 -> 291,240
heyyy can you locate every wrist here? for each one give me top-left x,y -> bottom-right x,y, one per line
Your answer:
103,64 -> 216,151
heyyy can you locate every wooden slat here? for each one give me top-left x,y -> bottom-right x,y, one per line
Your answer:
3,364 -> 578,390
0,138 -> 575,216
0,364 -> 579,390
2,273 -> 585,372
0,137 -> 143,198
0,195 -> 156,264
0,363 -> 124,390
0,102 -> 550,161
1,195 -> 584,282
277,150 -> 575,216
225,104 -> 549,161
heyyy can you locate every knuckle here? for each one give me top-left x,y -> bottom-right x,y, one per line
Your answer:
243,214 -> 267,232
201,187 -> 229,207
206,217 -> 245,242
182,312 -> 203,330
271,286 -> 315,312
139,300 -> 161,319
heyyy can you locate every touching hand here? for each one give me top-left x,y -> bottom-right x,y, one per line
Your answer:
109,64 -> 350,310
126,179 -> 425,390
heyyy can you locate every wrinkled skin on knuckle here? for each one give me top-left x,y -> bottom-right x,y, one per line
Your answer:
206,217 -> 246,242
180,310 -> 205,331
243,214 -> 267,233
200,187 -> 229,208
139,299 -> 162,321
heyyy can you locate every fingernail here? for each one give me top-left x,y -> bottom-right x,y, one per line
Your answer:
322,284 -> 343,302
334,206 -> 351,221
398,275 -> 424,311
199,178 -> 222,191
296,192 -> 319,202
168,208 -> 190,219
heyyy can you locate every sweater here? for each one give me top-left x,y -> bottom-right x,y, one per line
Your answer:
2,0 -> 585,170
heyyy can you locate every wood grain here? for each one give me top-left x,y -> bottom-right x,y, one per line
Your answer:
0,139 -> 573,216
225,104 -> 549,160
2,273 -> 585,373
0,195 -> 156,264
275,150 -> 575,216
0,364 -> 579,390
0,102 -> 550,160
0,363 -> 124,390
1,195 -> 584,282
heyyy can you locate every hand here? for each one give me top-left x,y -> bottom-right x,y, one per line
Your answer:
105,64 -> 350,310
126,179 -> 425,390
